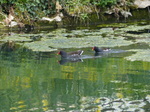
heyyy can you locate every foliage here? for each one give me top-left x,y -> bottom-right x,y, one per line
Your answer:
0,0 -> 134,23
0,0 -> 56,23
91,0 -> 117,7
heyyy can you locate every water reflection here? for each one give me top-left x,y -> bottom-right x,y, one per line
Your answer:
58,58 -> 83,65
0,48 -> 150,111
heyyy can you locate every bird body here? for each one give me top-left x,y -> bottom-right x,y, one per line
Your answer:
92,46 -> 111,53
57,50 -> 84,58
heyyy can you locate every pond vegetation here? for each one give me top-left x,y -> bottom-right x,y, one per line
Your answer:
0,0 -> 150,112
0,45 -> 150,111
0,21 -> 149,62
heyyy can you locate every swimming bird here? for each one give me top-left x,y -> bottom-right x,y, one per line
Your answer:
92,46 -> 111,53
57,50 -> 84,58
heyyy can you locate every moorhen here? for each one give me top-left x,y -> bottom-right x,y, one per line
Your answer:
57,50 -> 84,58
92,46 -> 111,53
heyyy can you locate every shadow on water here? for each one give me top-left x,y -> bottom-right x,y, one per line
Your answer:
126,29 -> 150,34
58,58 -> 83,65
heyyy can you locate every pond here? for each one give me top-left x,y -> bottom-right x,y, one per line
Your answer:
0,21 -> 150,112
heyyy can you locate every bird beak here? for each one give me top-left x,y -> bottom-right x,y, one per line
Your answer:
92,47 -> 94,50
57,51 -> 60,55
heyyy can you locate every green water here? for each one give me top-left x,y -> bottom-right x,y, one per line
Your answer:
0,47 -> 150,111
0,21 -> 150,111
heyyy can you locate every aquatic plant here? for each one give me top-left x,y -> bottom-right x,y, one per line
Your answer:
125,49 -> 150,62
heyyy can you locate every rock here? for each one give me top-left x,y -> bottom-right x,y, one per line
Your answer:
120,10 -> 132,18
41,17 -> 53,22
41,13 -> 63,22
134,0 -> 150,8
9,21 -> 18,27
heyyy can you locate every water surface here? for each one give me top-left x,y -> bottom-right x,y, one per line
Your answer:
0,47 -> 150,111
0,23 -> 150,111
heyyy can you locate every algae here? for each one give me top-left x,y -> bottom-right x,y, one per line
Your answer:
0,35 -> 32,42
0,24 -> 149,60
22,34 -> 133,52
97,23 -> 128,28
125,49 -> 150,62
116,25 -> 150,32
22,24 -> 150,62
18,27 -> 133,52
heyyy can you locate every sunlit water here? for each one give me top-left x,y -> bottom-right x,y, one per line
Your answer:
0,26 -> 150,112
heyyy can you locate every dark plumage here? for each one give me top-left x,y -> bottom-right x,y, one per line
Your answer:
92,46 -> 111,53
57,50 -> 84,58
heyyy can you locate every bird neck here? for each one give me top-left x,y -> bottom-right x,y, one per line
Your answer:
61,51 -> 68,58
